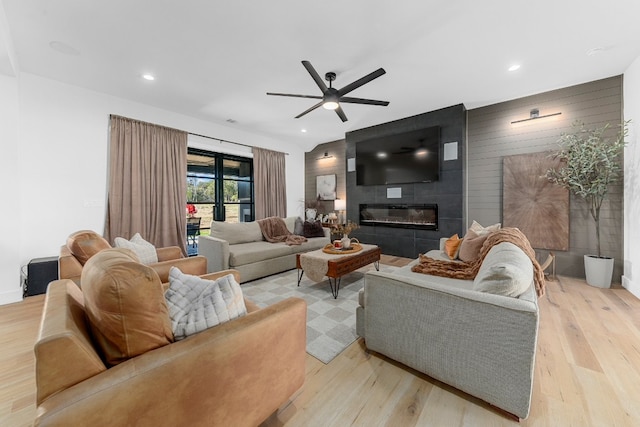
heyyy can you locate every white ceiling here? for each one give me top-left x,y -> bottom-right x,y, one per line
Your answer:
2,1 -> 640,151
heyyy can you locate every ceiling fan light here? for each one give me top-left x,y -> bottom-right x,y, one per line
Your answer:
323,101 -> 339,110
415,148 -> 428,157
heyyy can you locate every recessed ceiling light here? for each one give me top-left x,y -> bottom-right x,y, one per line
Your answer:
142,74 -> 155,81
586,47 -> 605,56
49,41 -> 80,56
301,129 -> 307,133
508,64 -> 521,72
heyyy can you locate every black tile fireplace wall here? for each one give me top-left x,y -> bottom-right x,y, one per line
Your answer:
345,104 -> 466,258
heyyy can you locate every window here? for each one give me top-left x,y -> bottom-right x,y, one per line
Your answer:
187,148 -> 254,226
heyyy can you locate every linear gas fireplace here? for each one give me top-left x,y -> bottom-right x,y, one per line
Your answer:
359,204 -> 438,230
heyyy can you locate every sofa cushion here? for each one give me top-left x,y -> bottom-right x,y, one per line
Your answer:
229,241 -> 293,266
114,233 -> 158,264
469,220 -> 501,236
166,267 -> 247,340
444,234 -> 463,260
473,242 -> 533,298
458,230 -> 489,263
210,220 -> 262,245
284,216 -> 297,234
81,248 -> 173,366
303,220 -> 325,238
66,230 -> 112,265
293,217 -> 304,236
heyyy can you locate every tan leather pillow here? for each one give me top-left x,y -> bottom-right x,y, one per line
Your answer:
81,248 -> 173,366
66,230 -> 112,265
444,234 -> 463,259
458,230 -> 490,263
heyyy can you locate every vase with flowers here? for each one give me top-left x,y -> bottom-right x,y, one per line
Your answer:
186,203 -> 198,218
335,220 -> 359,249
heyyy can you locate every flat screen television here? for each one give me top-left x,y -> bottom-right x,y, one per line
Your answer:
356,126 -> 440,185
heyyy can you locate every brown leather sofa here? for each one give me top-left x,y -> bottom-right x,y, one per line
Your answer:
59,230 -> 207,284
35,258 -> 307,426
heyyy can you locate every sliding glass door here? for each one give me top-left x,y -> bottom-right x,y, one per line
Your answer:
187,148 -> 254,228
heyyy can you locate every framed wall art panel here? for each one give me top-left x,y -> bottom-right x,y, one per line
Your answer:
316,174 -> 337,201
503,152 -> 569,251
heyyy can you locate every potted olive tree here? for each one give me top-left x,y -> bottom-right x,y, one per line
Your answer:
545,120 -> 629,288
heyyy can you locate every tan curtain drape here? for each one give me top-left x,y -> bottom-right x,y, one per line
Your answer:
104,115 -> 188,255
253,147 -> 287,219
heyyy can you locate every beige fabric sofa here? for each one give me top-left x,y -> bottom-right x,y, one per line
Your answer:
356,238 -> 539,419
198,217 -> 330,283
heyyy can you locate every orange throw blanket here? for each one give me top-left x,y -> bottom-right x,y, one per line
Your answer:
411,227 -> 545,297
257,217 -> 307,246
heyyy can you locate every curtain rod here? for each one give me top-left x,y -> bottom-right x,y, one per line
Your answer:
188,132 -> 289,155
109,115 -> 289,155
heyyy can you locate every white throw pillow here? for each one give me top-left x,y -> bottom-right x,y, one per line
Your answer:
469,220 -> 501,236
473,242 -> 533,298
114,233 -> 158,265
166,267 -> 247,341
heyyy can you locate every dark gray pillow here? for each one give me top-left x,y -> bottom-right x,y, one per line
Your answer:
303,220 -> 325,238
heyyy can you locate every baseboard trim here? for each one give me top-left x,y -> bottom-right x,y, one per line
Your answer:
0,289 -> 23,306
622,275 -> 640,300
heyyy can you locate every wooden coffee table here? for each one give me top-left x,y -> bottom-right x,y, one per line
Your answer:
296,244 -> 381,298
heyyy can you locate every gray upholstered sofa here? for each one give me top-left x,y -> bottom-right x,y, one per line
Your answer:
356,238 -> 539,419
198,217 -> 330,283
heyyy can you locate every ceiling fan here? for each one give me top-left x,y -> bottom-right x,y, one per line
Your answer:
267,60 -> 389,122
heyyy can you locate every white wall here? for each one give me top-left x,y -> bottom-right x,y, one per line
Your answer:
0,74 -> 21,304
1,73 -> 305,305
623,56 -> 640,299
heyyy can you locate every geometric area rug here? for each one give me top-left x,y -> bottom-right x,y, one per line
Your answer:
241,264 -> 397,364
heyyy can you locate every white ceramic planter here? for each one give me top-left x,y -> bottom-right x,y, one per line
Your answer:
305,208 -> 317,221
584,255 -> 614,288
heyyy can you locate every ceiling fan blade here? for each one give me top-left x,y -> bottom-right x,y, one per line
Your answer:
339,96 -> 389,106
302,60 -> 328,93
295,101 -> 324,119
338,68 -> 386,96
267,92 -> 323,99
335,105 -> 348,122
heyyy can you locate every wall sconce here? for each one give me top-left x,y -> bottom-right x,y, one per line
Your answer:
317,152 -> 334,160
511,108 -> 562,124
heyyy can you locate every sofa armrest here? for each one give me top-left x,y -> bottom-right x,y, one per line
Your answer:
35,280 -> 107,405
58,246 -> 82,283
323,227 -> 331,238
156,246 -> 183,261
198,235 -> 230,272
152,255 -> 207,283
200,269 -> 241,283
361,271 -> 538,419
35,297 -> 307,427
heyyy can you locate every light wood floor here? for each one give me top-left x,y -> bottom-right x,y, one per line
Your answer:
2,254 -> 639,426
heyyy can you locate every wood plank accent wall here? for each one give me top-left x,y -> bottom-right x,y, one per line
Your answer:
467,75 -> 624,280
304,139 -> 346,217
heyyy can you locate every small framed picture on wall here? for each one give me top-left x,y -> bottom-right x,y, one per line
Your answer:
317,174 -> 337,200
